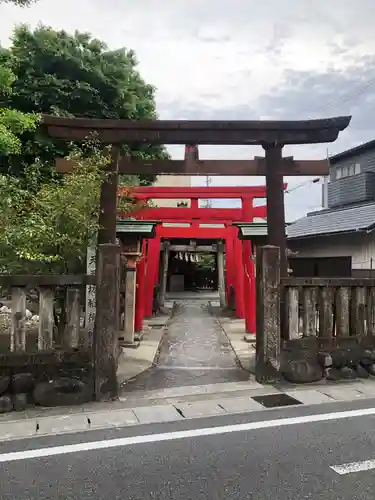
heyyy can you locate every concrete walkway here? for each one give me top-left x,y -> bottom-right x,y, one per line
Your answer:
121,299 -> 251,393
210,303 -> 256,373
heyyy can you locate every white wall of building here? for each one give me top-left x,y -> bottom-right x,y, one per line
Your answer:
289,232 -> 375,271
151,175 -> 192,207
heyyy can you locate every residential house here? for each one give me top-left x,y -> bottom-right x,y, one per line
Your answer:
287,139 -> 375,277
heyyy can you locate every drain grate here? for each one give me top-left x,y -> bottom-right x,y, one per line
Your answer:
252,393 -> 302,408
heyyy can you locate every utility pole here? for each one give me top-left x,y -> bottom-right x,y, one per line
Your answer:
204,175 -> 212,208
322,148 -> 329,209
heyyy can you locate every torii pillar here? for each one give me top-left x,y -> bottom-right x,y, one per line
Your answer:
242,197 -> 256,334
144,235 -> 161,317
134,241 -> 147,333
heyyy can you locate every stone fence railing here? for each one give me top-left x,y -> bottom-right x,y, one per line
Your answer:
256,246 -> 375,385
0,274 -> 95,413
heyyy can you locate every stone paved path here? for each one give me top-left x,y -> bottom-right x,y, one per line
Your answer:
121,300 -> 250,393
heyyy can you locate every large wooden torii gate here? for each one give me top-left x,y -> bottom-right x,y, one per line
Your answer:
44,115 -> 351,399
49,115 -> 351,277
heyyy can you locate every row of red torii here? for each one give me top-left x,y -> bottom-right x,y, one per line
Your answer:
118,183 -> 287,336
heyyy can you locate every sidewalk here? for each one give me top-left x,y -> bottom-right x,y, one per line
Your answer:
117,305 -> 173,385
1,377 -> 375,442
210,301 -> 256,373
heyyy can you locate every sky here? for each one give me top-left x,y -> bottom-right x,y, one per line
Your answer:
1,0 -> 375,220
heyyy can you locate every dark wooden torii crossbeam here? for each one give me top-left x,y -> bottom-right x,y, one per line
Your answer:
56,155 -> 329,176
44,115 -> 351,276
44,116 -> 350,145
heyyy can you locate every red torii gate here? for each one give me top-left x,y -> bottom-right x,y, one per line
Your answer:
118,184 -> 287,335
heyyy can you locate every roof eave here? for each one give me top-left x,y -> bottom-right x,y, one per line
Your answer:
288,228 -> 368,240
329,138 -> 375,164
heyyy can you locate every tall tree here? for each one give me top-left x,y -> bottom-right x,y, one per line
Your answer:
0,25 -> 168,184
0,59 -> 39,156
0,1 -> 40,154
0,144 -> 146,274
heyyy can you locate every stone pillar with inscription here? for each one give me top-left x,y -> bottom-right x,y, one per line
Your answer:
217,241 -> 226,308
85,245 -> 96,346
94,243 -> 121,400
134,245 -> 146,333
255,245 -> 281,383
121,239 -> 141,346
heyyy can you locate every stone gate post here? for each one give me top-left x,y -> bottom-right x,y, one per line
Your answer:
255,245 -> 281,383
94,243 -> 120,400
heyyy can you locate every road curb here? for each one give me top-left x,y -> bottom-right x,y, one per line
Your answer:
208,301 -> 254,374
2,382 -> 375,443
118,312 -> 174,385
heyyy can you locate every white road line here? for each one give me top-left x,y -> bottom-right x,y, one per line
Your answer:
331,459 -> 375,475
1,406 -> 375,463
156,366 -> 239,371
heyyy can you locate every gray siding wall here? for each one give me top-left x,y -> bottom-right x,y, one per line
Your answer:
328,171 -> 375,207
328,147 -> 375,208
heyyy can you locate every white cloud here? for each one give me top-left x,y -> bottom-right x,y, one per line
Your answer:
1,0 -> 375,220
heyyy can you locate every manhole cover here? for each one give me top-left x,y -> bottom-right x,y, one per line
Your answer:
252,393 -> 302,408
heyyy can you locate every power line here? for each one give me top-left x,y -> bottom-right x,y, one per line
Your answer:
307,70 -> 375,119
285,177 -> 320,195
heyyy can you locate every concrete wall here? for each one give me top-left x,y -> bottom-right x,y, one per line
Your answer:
151,175 -> 192,207
289,232 -> 375,275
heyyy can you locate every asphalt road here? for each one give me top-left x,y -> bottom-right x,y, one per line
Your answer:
2,399 -> 375,499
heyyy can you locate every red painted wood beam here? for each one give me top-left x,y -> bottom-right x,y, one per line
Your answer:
124,185 -> 271,199
156,226 -> 229,239
121,206 -> 267,221
133,219 -> 262,225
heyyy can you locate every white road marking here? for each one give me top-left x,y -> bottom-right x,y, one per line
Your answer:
156,366 -> 239,371
1,406 -> 375,463
331,459 -> 375,475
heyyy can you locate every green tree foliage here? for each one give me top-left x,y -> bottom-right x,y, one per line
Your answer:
0,25 -> 168,184
0,145 -> 142,274
196,254 -> 216,272
0,51 -> 40,155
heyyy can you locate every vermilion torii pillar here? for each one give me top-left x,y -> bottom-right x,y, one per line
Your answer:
242,197 -> 256,334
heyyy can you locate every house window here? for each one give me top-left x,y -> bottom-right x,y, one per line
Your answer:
335,163 -> 361,180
